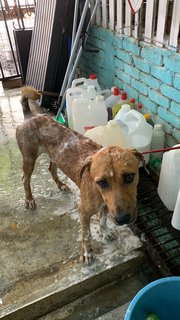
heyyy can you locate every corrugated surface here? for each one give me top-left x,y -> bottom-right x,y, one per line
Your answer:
25,0 -> 75,112
26,0 -> 56,90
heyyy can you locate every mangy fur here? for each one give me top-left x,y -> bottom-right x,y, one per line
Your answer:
16,87 -> 144,264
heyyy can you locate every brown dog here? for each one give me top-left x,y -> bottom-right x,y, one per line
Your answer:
16,87 -> 145,263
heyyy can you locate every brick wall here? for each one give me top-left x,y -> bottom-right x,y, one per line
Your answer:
78,26 -> 180,146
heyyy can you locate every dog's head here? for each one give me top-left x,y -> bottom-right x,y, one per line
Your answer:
81,146 -> 145,226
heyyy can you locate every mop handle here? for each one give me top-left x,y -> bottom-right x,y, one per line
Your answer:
142,146 -> 180,155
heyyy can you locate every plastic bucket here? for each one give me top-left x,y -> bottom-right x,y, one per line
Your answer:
124,277 -> 180,320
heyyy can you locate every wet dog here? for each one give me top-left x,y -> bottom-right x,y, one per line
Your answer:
16,87 -> 145,263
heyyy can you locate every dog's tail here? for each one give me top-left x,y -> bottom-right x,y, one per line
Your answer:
21,86 -> 41,118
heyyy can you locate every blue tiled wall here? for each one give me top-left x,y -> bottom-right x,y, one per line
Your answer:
78,26 -> 180,146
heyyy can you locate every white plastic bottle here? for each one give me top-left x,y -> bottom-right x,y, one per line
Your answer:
105,87 -> 121,120
112,91 -> 130,118
158,145 -> 180,211
150,124 -> 165,159
71,95 -> 108,134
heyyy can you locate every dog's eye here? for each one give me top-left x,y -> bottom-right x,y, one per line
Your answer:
96,179 -> 109,189
124,174 -> 134,184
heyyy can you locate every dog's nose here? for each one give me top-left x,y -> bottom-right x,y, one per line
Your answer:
114,213 -> 131,225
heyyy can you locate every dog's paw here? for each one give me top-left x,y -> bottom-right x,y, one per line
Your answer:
58,183 -> 70,192
80,246 -> 94,265
25,198 -> 36,210
80,251 -> 94,265
102,227 -> 118,241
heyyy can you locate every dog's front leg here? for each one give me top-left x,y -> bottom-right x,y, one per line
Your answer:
99,207 -> 118,241
79,204 -> 93,264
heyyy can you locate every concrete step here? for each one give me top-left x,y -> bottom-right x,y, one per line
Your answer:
38,271 -> 147,320
0,85 -> 144,320
95,303 -> 129,320
1,230 -> 143,320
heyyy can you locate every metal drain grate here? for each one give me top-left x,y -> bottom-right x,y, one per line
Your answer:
131,168 -> 180,276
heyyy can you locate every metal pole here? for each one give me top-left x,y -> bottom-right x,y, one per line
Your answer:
17,0 -> 25,29
57,47 -> 83,114
56,0 -> 100,118
71,0 -> 79,49
57,0 -> 90,106
0,61 -> 5,80
0,1 -> 20,75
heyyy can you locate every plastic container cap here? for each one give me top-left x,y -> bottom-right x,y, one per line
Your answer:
89,74 -> 97,79
113,87 -> 119,96
121,91 -> 127,100
154,124 -> 162,130
144,113 -> 151,120
130,98 -> 135,103
137,103 -> 143,109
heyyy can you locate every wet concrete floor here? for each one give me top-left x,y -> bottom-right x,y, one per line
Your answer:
0,82 -> 143,319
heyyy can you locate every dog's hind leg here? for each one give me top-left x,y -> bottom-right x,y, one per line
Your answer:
22,156 -> 37,209
48,161 -> 70,191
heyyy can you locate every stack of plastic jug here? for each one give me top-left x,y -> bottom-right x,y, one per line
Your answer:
158,144 -> 180,211
85,104 -> 153,163
72,73 -> 113,100
72,95 -> 108,134
72,74 -> 101,92
66,85 -> 97,129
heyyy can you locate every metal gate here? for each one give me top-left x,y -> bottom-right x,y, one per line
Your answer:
0,0 -> 36,81
131,168 -> 180,276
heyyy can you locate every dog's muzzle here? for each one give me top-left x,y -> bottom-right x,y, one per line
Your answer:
114,213 -> 131,225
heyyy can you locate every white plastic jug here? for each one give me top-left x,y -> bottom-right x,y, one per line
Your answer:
72,74 -> 101,92
171,188 -> 180,230
115,105 -> 153,162
85,105 -> 152,163
158,145 -> 180,211
71,95 -> 108,134
66,85 -> 97,129
66,87 -> 82,129
85,120 -> 128,147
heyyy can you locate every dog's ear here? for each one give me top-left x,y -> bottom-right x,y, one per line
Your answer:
80,156 -> 92,180
131,148 -> 149,173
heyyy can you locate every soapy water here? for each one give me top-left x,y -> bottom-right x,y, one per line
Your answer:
0,143 -> 79,218
0,88 -> 80,220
